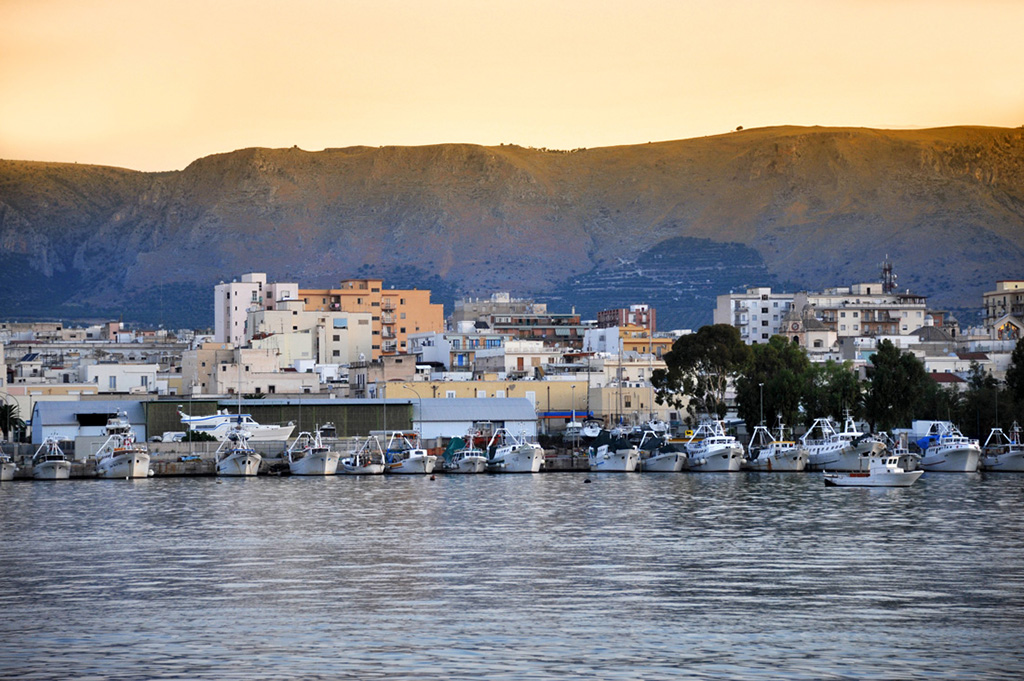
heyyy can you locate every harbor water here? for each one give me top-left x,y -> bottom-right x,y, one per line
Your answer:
2,472 -> 1023,679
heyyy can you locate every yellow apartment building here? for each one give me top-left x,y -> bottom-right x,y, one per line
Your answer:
299,278 -> 444,358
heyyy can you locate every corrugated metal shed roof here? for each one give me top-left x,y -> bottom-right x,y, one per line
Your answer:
417,398 -> 537,422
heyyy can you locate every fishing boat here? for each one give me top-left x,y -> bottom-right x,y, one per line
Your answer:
684,418 -> 744,472
802,415 -> 884,471
338,436 -> 386,475
177,406 -> 294,442
441,433 -> 488,473
917,421 -> 981,472
215,424 -> 262,477
0,449 -> 17,481
637,431 -> 686,472
486,428 -> 545,473
94,411 -> 152,479
744,423 -> 807,472
580,419 -> 603,439
824,453 -> 924,487
586,429 -> 640,472
286,430 -> 339,476
980,423 -> 1024,472
32,435 -> 72,480
383,431 -> 436,474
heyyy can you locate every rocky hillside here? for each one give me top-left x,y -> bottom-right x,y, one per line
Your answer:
2,125 -> 1023,329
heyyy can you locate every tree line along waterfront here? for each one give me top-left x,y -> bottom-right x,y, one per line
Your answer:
652,324 -> 1024,440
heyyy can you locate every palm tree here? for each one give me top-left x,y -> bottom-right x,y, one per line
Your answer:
0,401 -> 25,442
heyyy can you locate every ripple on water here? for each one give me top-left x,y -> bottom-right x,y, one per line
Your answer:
1,472 -> 1024,679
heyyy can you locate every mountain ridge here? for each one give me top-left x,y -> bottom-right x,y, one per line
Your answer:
2,125 -> 1023,328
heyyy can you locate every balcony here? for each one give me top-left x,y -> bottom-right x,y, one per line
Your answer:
381,313 -> 396,324
382,298 -> 396,311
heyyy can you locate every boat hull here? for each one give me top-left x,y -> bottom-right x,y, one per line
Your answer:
589,447 -> 640,472
1,461 -> 17,481
446,457 -> 487,473
97,452 -> 151,479
33,460 -> 71,480
807,440 -> 885,471
289,453 -> 340,476
387,455 -> 437,474
980,451 -> 1024,472
217,452 -> 262,477
489,446 -> 544,473
640,452 -> 685,472
339,461 -> 385,475
747,449 -> 808,472
920,447 -> 980,472
824,469 -> 923,487
688,445 -> 744,472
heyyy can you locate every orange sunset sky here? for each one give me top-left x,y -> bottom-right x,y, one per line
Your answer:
1,0 -> 1022,172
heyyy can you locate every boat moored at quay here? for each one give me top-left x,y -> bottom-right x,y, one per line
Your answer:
980,424 -> 1024,472
286,429 -> 339,476
802,416 -> 884,472
486,428 -> 545,473
32,435 -> 72,480
916,421 -> 981,473
94,411 -> 152,479
177,407 -> 295,442
586,430 -> 640,472
215,426 -> 262,477
684,419 -> 744,472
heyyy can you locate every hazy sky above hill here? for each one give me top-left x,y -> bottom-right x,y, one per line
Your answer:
1,0 -> 1022,172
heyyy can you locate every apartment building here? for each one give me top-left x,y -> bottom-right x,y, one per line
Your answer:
299,278 -> 443,358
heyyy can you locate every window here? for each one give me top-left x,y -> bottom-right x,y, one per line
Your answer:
761,333 -> 769,339
333,335 -> 340,341
268,385 -> 275,394
333,350 -> 340,357
761,307 -> 768,314
813,340 -> 823,348
477,390 -> 486,398
840,324 -> 846,331
400,327 -> 406,334
624,396 -> 632,408
761,320 -> 768,326
401,313 -> 406,319
840,312 -> 846,318
853,325 -> 859,330
108,376 -> 117,390
496,390 -> 505,398
852,312 -> 859,318
446,390 -> 457,399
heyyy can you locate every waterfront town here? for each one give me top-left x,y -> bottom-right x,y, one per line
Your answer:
2,269 -> 1024,480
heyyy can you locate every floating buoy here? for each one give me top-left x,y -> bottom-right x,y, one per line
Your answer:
584,478 -> 592,483
429,474 -> 436,480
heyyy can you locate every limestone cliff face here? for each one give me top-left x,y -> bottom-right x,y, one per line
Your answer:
2,125 -> 1023,327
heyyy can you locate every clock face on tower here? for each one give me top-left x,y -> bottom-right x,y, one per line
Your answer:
791,322 -> 800,331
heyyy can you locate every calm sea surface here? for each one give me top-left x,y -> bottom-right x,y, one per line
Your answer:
2,471 -> 1023,680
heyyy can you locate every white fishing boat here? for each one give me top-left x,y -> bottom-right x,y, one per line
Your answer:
94,411 -> 152,479
441,434 -> 488,474
486,428 -> 545,473
215,425 -> 262,477
644,419 -> 670,435
177,406 -> 294,442
338,436 -> 386,475
917,421 -> 981,472
383,431 -> 436,474
286,430 -> 339,476
744,423 -> 807,472
586,429 -> 640,472
684,419 -> 744,472
637,431 -> 685,472
802,415 -> 884,471
0,450 -> 17,481
980,423 -> 1024,472
824,453 -> 924,487
32,435 -> 72,480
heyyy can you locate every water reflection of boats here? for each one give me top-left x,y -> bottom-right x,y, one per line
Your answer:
338,436 -> 386,475
824,453 -> 923,487
32,435 -> 72,480
286,429 -> 339,476
95,411 -> 152,479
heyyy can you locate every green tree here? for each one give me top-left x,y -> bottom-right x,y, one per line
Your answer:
652,324 -> 751,420
735,335 -> 811,433
863,339 -> 932,432
802,359 -> 863,427
957,362 -> 1000,439
0,402 -> 26,442
1004,338 -> 1024,412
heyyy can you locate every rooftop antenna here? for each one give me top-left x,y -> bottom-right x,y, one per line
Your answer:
881,255 -> 898,295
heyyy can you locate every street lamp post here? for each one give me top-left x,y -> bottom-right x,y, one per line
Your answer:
403,383 -> 422,435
